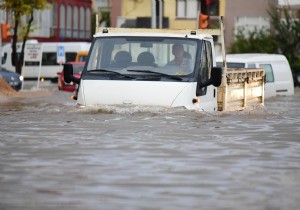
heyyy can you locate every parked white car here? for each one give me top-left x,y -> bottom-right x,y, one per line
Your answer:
216,53 -> 294,99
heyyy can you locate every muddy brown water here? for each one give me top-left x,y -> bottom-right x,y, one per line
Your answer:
0,82 -> 300,210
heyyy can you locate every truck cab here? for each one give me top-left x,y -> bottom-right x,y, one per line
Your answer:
65,28 -> 222,111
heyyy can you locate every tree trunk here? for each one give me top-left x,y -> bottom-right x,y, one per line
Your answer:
12,13 -> 20,74
19,10 -> 34,76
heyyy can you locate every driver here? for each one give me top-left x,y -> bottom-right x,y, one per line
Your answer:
165,43 -> 193,75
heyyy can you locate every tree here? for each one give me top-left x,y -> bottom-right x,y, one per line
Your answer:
268,4 -> 300,73
229,28 -> 278,54
0,0 -> 52,75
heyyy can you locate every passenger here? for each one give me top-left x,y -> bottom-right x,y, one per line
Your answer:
111,51 -> 132,68
165,43 -> 193,75
137,52 -> 157,67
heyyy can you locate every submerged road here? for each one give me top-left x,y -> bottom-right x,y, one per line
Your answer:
0,82 -> 300,210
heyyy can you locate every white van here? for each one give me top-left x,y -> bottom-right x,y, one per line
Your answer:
216,53 -> 294,98
1,41 -> 91,79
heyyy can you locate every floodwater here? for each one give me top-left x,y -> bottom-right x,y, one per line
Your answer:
0,82 -> 300,210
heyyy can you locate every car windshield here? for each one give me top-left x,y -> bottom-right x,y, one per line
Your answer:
86,36 -> 199,81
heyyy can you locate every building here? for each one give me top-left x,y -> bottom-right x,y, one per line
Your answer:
50,0 -> 92,42
109,0 -> 201,29
107,0 -> 299,51
1,0 -> 92,43
2,0 -> 298,47
223,0 -> 275,49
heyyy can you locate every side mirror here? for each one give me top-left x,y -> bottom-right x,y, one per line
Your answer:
211,67 -> 222,87
63,63 -> 80,84
197,67 -> 222,89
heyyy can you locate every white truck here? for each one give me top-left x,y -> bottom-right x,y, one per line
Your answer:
64,17 -> 265,111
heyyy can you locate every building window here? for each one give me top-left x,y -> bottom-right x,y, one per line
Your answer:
176,0 -> 198,18
50,3 -> 57,37
79,6 -> 85,39
60,5 -> 65,38
259,64 -> 274,83
66,6 -> 72,38
235,16 -> 270,37
86,8 -> 91,38
73,6 -> 78,38
52,3 -> 57,27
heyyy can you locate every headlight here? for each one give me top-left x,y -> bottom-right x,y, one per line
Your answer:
19,75 -> 24,81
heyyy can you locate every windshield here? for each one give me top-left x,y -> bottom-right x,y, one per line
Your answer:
86,37 -> 199,81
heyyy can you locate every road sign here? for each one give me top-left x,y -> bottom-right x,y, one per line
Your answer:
57,45 -> 66,63
24,44 -> 42,62
23,43 -> 43,89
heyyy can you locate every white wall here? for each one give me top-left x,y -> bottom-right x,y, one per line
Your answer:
234,16 -> 270,37
0,10 -> 6,24
278,0 -> 300,5
29,9 -> 51,38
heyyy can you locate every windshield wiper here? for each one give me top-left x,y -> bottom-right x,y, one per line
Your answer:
127,70 -> 182,81
88,69 -> 136,79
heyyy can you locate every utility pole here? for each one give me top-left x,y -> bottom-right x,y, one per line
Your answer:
158,0 -> 163,28
151,0 -> 163,29
151,0 -> 156,28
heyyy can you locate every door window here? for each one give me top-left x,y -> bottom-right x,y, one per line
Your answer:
197,41 -> 212,96
259,64 -> 274,83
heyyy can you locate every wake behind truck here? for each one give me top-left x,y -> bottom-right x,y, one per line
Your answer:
64,17 -> 265,111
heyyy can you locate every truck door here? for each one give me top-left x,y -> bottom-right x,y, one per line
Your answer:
196,40 -> 212,96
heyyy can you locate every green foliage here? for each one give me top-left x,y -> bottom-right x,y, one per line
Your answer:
0,0 -> 53,74
0,0 -> 50,17
229,28 -> 278,54
100,11 -> 111,27
268,5 -> 300,73
228,4 -> 300,73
